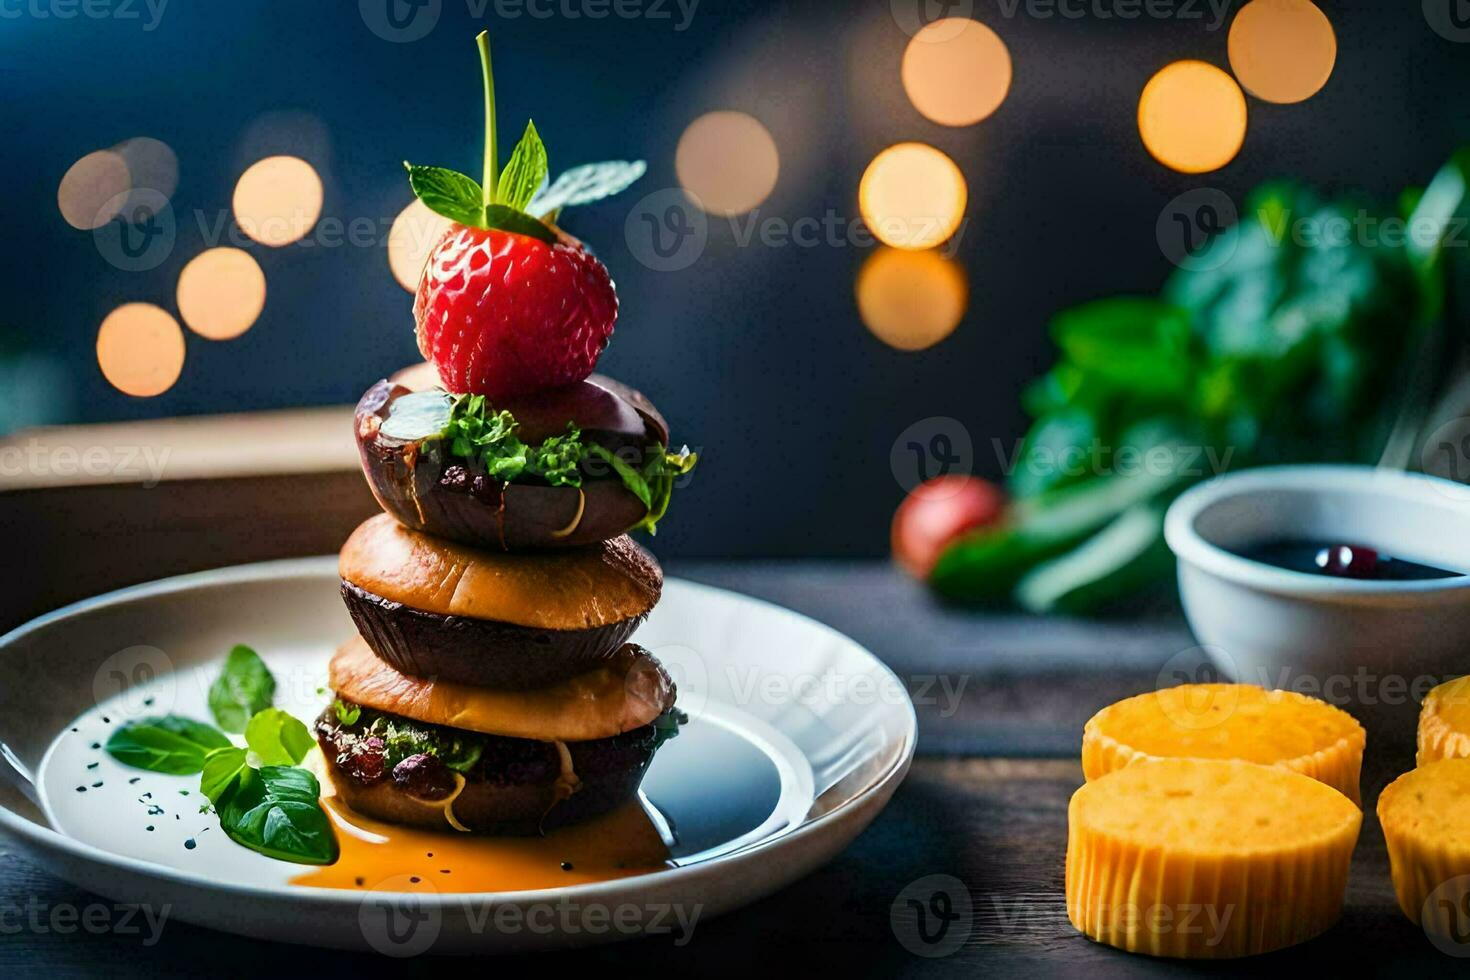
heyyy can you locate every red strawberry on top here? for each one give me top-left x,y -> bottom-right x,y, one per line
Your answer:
415,225 -> 617,399
403,31 -> 646,398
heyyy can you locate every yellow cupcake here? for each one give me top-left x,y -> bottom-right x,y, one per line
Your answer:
1082,683 -> 1365,805
1378,759 -> 1470,935
1417,675 -> 1470,765
1067,758 -> 1361,959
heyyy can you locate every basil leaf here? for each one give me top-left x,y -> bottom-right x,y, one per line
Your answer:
244,708 -> 314,767
530,160 -> 647,217
208,645 -> 276,733
379,390 -> 453,441
405,163 -> 485,228
215,765 -> 338,866
105,716 -> 231,775
200,745 -> 249,805
483,204 -> 557,244
496,120 -> 549,213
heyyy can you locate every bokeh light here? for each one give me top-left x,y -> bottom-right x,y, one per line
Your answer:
858,143 -> 967,250
388,199 -> 452,293
1137,61 -> 1248,174
901,18 -> 1012,127
1228,0 -> 1336,104
176,247 -> 267,340
856,248 -> 968,351
675,111 -> 780,216
57,150 -> 130,230
232,155 -> 323,246
96,303 -> 186,397
114,136 -> 178,218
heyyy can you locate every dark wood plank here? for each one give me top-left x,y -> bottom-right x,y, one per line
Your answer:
0,757 -> 1456,976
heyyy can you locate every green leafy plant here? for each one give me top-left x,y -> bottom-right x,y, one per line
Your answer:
931,150 -> 1470,613
207,645 -> 276,732
104,716 -> 231,774
104,646 -> 337,866
404,32 -> 644,242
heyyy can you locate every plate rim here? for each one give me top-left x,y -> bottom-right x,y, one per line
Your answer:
0,556 -> 918,907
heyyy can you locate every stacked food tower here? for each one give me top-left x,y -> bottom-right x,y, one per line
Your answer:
314,31 -> 694,835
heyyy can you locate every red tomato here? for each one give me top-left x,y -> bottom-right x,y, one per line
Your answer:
891,475 -> 1006,579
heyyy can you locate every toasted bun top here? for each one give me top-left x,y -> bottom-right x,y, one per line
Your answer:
339,514 -> 662,628
329,636 -> 675,741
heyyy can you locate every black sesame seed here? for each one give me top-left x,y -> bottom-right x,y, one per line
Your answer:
145,826 -> 154,832
355,877 -> 365,887
91,781 -> 103,788
560,862 -> 573,871
409,876 -> 421,883
75,786 -> 86,793
89,742 -> 100,750
86,762 -> 99,770
128,777 -> 140,785
101,716 -> 110,724
184,838 -> 196,850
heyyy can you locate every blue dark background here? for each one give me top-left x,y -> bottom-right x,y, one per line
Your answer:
3,0 -> 1468,556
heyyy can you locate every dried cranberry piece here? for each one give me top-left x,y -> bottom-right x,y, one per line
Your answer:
440,464 -> 470,492
393,753 -> 455,800
343,735 -> 387,784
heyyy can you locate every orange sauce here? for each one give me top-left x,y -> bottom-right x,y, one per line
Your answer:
292,796 -> 673,893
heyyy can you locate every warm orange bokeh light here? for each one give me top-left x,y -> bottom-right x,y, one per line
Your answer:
1228,0 -> 1336,104
232,155 -> 323,247
96,303 -> 186,397
388,199 -> 453,293
901,18 -> 1012,127
675,111 -> 780,216
57,150 -> 130,230
176,247 -> 267,340
1138,61 -> 1248,174
859,143 -> 967,250
856,248 -> 968,351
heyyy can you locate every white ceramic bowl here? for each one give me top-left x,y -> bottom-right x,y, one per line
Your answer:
1164,464 -> 1470,747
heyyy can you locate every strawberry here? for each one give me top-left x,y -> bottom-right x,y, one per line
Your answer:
415,224 -> 617,398
403,31 -> 646,398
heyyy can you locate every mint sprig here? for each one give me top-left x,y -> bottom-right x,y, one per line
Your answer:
404,31 -> 643,242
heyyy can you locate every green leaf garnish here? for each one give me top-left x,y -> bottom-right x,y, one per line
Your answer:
530,160 -> 647,217
497,120 -> 549,213
333,698 -> 361,726
244,707 -> 314,767
214,765 -> 338,865
404,163 -> 486,228
207,645 -> 276,733
404,33 -> 642,237
105,716 -> 231,775
200,745 -> 249,804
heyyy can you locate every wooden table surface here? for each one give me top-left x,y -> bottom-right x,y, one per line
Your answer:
0,562 -> 1460,977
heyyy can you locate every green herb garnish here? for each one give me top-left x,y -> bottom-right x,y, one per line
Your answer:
207,645 -> 275,733
105,716 -> 231,775
332,698 -> 361,726
214,765 -> 338,866
403,31 -> 643,241
243,707 -> 314,767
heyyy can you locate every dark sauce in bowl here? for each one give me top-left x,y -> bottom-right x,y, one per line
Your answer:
1230,539 -> 1464,581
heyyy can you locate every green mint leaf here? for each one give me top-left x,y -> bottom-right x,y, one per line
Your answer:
200,745 -> 249,805
405,163 -> 486,228
495,120 -> 549,212
215,765 -> 338,865
333,698 -> 361,726
530,160 -> 647,217
207,645 -> 276,733
379,390 -> 454,441
105,716 -> 231,775
244,708 -> 314,767
483,204 -> 556,244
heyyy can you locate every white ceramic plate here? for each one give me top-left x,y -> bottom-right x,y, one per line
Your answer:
0,558 -> 915,954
